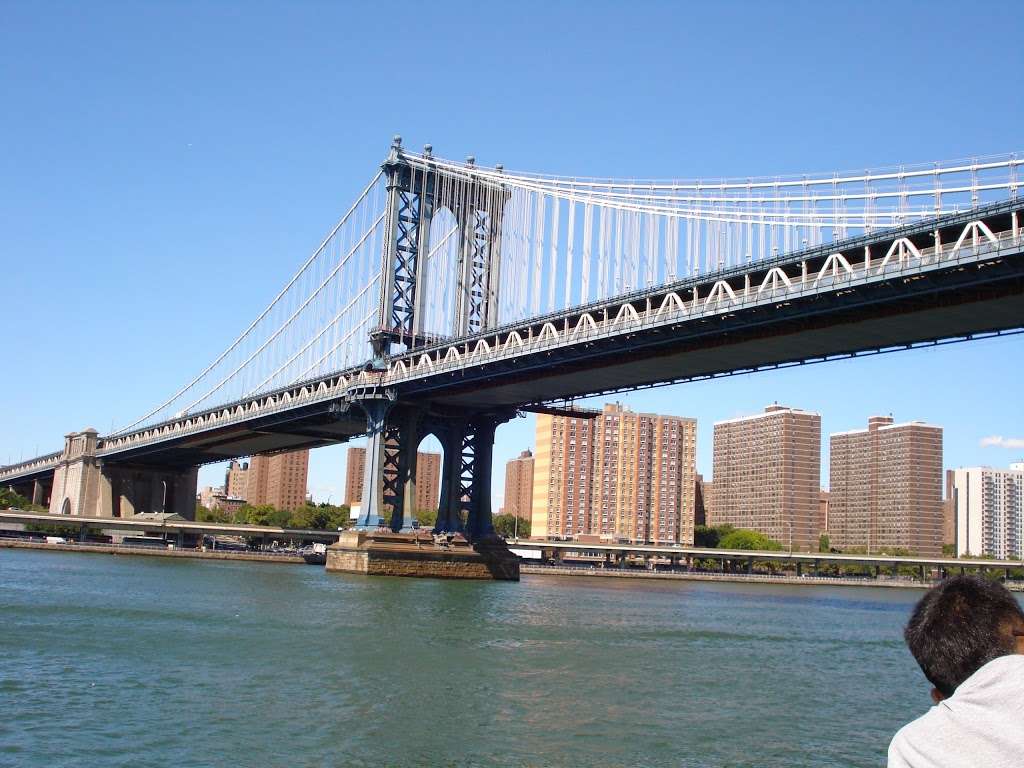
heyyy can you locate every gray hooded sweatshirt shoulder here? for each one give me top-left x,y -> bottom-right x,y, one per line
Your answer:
888,654 -> 1024,768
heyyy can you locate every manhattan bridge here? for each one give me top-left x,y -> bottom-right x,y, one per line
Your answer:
4,138 -> 1024,544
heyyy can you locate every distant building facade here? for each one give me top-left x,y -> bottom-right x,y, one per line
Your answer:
829,416 -> 943,556
532,412 -> 597,540
199,486 -> 223,510
531,404 -> 697,545
344,446 -> 367,506
414,452 -> 441,513
943,469 -> 956,547
501,450 -> 535,518
592,404 -> 697,545
711,405 -> 821,552
248,449 -> 309,511
818,490 -> 830,539
695,474 -> 711,527
225,460 -> 250,501
344,445 -> 440,513
953,466 -> 1024,559
198,485 -> 245,515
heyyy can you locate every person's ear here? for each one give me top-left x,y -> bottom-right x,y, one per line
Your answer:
931,687 -> 945,704
1012,624 -> 1024,654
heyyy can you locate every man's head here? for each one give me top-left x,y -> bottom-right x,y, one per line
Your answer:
905,575 -> 1024,702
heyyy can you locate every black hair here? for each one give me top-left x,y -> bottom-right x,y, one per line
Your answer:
904,575 -> 1024,697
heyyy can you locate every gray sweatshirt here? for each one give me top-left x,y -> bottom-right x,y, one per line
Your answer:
888,654 -> 1024,767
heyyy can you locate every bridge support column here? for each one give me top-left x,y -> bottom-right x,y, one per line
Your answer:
31,480 -> 45,508
464,415 -> 500,541
353,398 -> 393,530
434,418 -> 467,535
393,410 -> 422,533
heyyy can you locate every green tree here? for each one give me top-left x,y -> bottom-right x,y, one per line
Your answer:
819,533 -> 831,553
693,524 -> 735,548
414,507 -> 437,529
195,504 -> 230,524
236,504 -> 290,527
718,529 -> 783,551
0,487 -> 30,510
288,505 -> 330,530
25,522 -> 80,538
327,505 -> 353,530
942,543 -> 956,557
492,513 -> 530,539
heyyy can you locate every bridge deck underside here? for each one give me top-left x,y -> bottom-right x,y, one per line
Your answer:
108,402 -> 368,468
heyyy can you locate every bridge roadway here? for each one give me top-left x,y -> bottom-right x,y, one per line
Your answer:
3,199 -> 1022,487
0,511 -> 340,544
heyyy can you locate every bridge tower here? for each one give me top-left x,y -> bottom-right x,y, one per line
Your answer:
371,136 -> 509,358
330,138 -> 519,579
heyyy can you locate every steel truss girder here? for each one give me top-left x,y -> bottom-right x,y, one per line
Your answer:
389,189 -> 422,336
457,426 -> 476,525
379,420 -> 403,526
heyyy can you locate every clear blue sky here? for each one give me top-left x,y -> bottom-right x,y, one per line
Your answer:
2,1 -> 1022,507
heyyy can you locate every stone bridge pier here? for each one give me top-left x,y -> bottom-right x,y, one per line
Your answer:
4,476 -> 51,509
327,393 -> 520,580
48,428 -> 197,519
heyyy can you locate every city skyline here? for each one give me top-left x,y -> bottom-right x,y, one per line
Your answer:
179,391 -> 1022,514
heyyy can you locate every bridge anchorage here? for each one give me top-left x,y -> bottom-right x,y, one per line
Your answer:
4,137 -> 1024,580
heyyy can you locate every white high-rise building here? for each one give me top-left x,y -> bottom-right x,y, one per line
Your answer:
953,466 -> 1024,559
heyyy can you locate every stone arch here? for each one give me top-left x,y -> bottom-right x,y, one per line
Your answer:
60,497 -> 71,516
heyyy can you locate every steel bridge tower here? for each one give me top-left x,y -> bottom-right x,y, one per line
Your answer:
351,138 -> 517,569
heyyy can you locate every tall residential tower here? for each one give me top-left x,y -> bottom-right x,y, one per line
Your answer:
501,450 -> 535,519
711,405 -> 821,551
531,404 -> 697,544
829,416 -> 943,556
248,449 -> 309,511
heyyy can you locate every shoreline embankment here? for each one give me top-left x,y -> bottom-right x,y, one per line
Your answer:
521,564 -> 1024,591
0,538 -> 310,564
6,540 -> 1021,591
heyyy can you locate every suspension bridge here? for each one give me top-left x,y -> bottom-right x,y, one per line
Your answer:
4,138 -> 1024,559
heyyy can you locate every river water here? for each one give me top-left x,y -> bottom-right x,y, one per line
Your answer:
1,549 -> 934,767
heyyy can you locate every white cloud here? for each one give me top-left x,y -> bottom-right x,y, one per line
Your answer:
979,436 -> 1024,449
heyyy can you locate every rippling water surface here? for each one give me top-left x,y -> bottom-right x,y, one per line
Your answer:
1,550 -> 932,767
